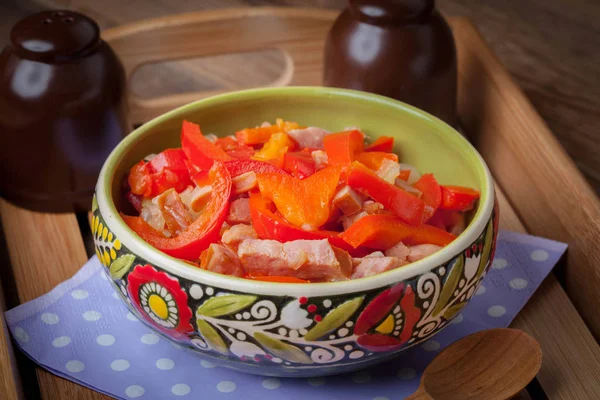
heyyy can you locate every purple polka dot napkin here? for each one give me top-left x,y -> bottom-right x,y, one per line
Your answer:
5,231 -> 566,400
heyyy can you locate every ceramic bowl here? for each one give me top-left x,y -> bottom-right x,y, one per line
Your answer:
92,87 -> 498,377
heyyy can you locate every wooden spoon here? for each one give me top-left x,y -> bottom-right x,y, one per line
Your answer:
406,328 -> 542,400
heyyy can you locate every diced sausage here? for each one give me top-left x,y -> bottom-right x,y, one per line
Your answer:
333,186 -> 363,215
221,224 -> 258,248
340,211 -> 368,231
227,198 -> 251,224
384,242 -> 410,260
179,185 -> 212,213
351,257 -> 407,279
238,239 -> 349,282
232,171 -> 257,194
200,244 -> 245,277
407,244 -> 442,262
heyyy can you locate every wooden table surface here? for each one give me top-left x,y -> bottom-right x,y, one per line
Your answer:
1,0 -> 599,194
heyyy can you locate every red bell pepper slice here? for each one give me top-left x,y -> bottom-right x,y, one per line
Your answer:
347,162 -> 425,226
248,193 -> 363,255
323,130 -> 364,165
283,150 -> 316,179
128,149 -> 192,198
365,136 -> 394,152
413,174 -> 442,221
224,159 -> 288,178
245,275 -> 310,283
128,160 -> 153,198
340,214 -> 456,249
440,185 -> 480,211
122,161 -> 232,260
181,120 -> 231,170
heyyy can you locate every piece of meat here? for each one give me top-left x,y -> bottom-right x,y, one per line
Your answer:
311,150 -> 329,169
238,239 -> 349,281
363,200 -> 385,215
200,244 -> 245,277
333,186 -> 363,215
407,244 -> 442,262
226,198 -> 251,224
232,171 -> 257,194
221,224 -> 258,248
179,185 -> 212,213
384,241 -> 410,260
332,247 -> 353,278
288,127 -> 329,149
340,210 -> 368,231
153,188 -> 194,235
351,256 -> 408,279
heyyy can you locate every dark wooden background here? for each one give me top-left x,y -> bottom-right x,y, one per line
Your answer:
2,0 -> 599,193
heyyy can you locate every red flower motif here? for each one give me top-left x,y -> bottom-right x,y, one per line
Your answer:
354,283 -> 421,352
127,264 -> 194,340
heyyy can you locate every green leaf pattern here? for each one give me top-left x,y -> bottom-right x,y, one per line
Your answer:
254,332 -> 312,364
432,255 -> 464,317
197,319 -> 228,354
109,254 -> 135,280
304,296 -> 363,341
196,295 -> 257,317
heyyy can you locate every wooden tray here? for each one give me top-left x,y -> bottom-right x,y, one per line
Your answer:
1,8 -> 599,400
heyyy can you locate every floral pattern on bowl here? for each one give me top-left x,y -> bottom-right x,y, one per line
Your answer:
92,195 -> 498,377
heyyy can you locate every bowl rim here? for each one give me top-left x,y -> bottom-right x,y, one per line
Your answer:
96,86 -> 494,297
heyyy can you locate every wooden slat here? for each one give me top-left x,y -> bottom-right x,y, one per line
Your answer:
496,189 -> 600,398
452,17 -> 600,339
0,199 -> 111,400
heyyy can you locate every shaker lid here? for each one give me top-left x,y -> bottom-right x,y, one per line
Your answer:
10,10 -> 100,61
349,0 -> 435,24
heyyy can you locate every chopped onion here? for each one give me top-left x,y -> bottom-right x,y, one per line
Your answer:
399,163 -> 421,184
205,133 -> 218,143
143,153 -> 157,162
395,179 -> 423,198
140,199 -> 165,231
376,159 -> 401,183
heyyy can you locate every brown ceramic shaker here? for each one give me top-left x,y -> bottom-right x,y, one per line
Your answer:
0,10 -> 129,212
324,0 -> 457,125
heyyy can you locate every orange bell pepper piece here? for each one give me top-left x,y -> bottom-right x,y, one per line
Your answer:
365,136 -> 394,152
413,174 -> 442,221
346,162 -> 425,226
440,185 -> 480,211
248,192 -> 363,255
252,132 -> 295,167
122,161 -> 232,260
340,214 -> 456,250
323,130 -> 364,165
235,119 -> 301,145
256,165 -> 342,230
356,152 -> 398,170
181,120 -> 231,170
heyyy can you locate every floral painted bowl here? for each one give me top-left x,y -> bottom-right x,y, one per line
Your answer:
93,87 -> 498,377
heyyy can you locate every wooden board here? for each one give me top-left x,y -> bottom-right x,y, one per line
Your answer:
0,8 -> 599,400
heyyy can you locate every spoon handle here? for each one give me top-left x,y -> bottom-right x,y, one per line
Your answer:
405,386 -> 434,400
